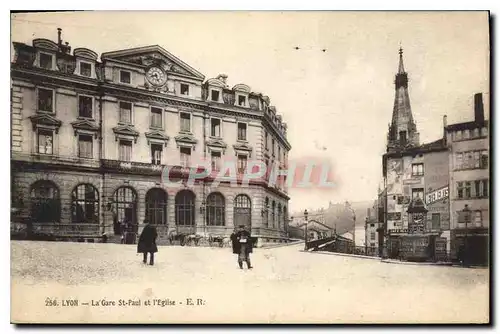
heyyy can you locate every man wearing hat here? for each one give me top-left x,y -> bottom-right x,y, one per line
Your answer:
231,224 -> 253,269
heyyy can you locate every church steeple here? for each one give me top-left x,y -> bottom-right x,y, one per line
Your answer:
387,47 -> 420,153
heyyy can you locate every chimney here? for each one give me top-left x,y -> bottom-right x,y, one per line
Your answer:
474,93 -> 485,123
57,28 -> 62,46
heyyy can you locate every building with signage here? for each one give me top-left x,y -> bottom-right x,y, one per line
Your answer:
381,48 -> 450,262
10,29 -> 291,245
445,93 -> 489,266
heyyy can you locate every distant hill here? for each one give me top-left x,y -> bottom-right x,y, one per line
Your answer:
291,200 -> 375,236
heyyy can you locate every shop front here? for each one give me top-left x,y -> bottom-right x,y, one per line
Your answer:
452,228 -> 489,266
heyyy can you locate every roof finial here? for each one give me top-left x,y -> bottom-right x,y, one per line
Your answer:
397,45 -> 405,74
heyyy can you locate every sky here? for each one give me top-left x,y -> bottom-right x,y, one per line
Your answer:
10,11 -> 490,212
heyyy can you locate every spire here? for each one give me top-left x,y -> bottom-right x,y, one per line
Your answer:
398,47 -> 405,74
386,47 -> 419,153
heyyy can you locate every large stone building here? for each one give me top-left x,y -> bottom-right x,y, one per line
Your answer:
382,48 -> 451,262
445,93 -> 489,265
10,29 -> 291,245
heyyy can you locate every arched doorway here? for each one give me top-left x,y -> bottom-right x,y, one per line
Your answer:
30,180 -> 60,223
71,183 -> 99,224
145,188 -> 167,225
175,190 -> 195,226
112,186 -> 137,234
234,194 -> 251,230
206,192 -> 225,226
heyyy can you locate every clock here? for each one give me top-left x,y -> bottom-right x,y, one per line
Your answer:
146,66 -> 167,86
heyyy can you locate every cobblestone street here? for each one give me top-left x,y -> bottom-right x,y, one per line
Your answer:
11,241 -> 489,323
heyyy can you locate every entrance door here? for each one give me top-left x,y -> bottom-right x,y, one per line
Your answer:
234,194 -> 251,230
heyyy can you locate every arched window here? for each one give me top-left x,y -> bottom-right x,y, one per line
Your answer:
146,188 -> 167,225
277,203 -> 282,231
206,192 -> 225,226
234,194 -> 252,229
71,184 -> 99,224
271,201 -> 276,228
30,180 -> 60,223
175,190 -> 195,226
263,197 -> 269,228
113,186 -> 137,234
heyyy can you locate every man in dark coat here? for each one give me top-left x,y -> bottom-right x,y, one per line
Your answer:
137,219 -> 158,265
231,225 -> 253,269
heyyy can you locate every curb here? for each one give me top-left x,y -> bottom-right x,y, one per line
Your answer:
260,241 -> 304,249
380,259 -> 453,266
301,250 -> 381,260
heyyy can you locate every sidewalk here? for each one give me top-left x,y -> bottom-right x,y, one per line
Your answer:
380,258 -> 453,266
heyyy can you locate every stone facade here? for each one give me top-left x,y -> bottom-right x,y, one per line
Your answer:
11,30 -> 291,245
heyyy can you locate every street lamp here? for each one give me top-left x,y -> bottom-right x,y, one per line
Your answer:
304,209 -> 309,251
462,204 -> 471,266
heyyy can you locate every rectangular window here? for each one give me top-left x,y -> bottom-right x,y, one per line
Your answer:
78,95 -> 93,118
180,83 -> 189,95
464,181 -> 471,198
481,150 -> 489,169
151,144 -> 162,165
370,232 -> 376,240
431,213 -> 440,230
278,147 -> 281,163
455,153 -> 463,170
272,139 -> 275,156
411,163 -> 424,176
37,130 -> 53,155
237,123 -> 247,141
80,62 -> 92,77
38,88 -> 54,113
411,188 -> 424,200
119,102 -> 132,124
211,151 -> 221,172
150,107 -> 163,128
120,70 -> 131,84
265,131 -> 269,150
211,90 -> 220,102
119,140 -> 132,161
457,181 -> 464,199
180,147 -> 191,167
180,112 -> 191,132
237,155 -> 248,174
238,95 -> 246,106
211,118 -> 221,137
78,135 -> 93,158
474,211 -> 483,227
39,53 -> 53,70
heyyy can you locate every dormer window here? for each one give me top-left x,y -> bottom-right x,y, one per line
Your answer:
238,95 -> 246,106
211,90 -> 220,102
80,62 -> 92,77
120,70 -> 131,84
39,52 -> 53,70
180,83 -> 190,95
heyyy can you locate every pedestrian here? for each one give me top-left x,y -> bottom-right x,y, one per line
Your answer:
137,219 -> 158,266
231,224 -> 253,270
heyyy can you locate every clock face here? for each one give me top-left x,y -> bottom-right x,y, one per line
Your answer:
146,66 -> 167,86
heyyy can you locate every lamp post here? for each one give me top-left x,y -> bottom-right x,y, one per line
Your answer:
463,204 -> 471,266
303,209 -> 309,251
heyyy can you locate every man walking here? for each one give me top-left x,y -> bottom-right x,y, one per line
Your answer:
231,224 -> 253,269
137,219 -> 158,265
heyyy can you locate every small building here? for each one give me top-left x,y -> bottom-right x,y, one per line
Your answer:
445,93 -> 489,266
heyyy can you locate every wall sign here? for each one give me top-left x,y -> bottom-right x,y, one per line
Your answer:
387,212 -> 401,221
425,186 -> 449,205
